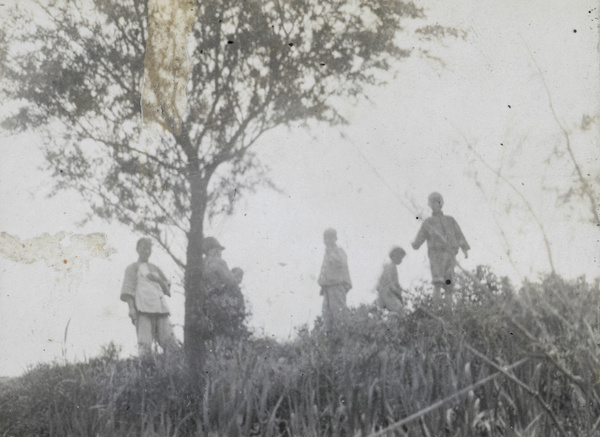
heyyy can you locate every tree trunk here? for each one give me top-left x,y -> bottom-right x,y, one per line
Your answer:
184,165 -> 209,375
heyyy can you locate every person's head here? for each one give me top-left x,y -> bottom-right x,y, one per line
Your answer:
389,246 -> 406,265
323,228 -> 338,248
231,267 -> 244,284
136,238 -> 152,262
202,236 -> 225,258
428,192 -> 444,213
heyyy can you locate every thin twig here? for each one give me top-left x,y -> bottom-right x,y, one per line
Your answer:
526,45 -> 600,227
449,125 -> 556,273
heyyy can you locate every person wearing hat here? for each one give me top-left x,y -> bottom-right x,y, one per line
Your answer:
120,237 -> 176,356
376,246 -> 406,314
202,236 -> 246,339
411,192 -> 470,308
318,228 -> 352,332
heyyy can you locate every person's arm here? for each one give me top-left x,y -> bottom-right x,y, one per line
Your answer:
389,265 -> 403,300
412,224 -> 427,250
120,264 -> 137,300
319,248 -> 350,289
124,296 -> 138,324
333,248 -> 352,291
390,281 -> 402,296
452,218 -> 470,258
120,264 -> 138,323
148,265 -> 171,296
324,246 -> 347,268
389,285 -> 403,302
317,253 -> 328,287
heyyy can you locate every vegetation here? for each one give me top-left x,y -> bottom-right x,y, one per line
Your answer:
1,268 -> 598,436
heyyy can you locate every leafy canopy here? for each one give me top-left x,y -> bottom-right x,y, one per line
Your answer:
1,0 -> 449,267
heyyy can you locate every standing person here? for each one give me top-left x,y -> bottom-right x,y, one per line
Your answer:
318,228 -> 352,331
120,238 -> 176,356
376,246 -> 406,314
411,192 -> 470,307
202,237 -> 246,339
229,266 -> 247,334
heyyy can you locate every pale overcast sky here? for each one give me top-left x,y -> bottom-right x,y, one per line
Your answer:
0,0 -> 598,376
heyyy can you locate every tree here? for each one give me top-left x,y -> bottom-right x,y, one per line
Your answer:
1,0 -> 454,370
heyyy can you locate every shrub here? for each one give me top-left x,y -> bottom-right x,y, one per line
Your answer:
1,268 -> 598,436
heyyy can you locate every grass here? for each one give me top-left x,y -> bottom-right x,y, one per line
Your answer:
1,267 -> 599,436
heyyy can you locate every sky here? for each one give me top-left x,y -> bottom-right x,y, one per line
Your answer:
0,0 -> 599,376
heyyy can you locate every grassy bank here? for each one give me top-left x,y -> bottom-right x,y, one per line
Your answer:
1,268 -> 598,436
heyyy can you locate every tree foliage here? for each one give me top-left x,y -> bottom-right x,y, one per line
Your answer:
0,0 -> 455,366
1,0 -> 427,253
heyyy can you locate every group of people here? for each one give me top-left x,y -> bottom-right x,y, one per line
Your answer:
120,192 -> 470,355
120,236 -> 246,355
317,192 -> 470,330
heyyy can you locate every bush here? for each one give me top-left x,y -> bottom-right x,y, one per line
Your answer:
1,268 -> 598,436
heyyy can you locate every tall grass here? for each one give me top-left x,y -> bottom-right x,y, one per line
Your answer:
1,267 -> 598,436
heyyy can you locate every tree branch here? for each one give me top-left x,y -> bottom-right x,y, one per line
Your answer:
452,127 -> 556,273
526,46 -> 600,226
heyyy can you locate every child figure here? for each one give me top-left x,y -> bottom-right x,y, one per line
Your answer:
229,266 -> 246,322
411,192 -> 470,307
231,267 -> 244,286
376,246 -> 406,314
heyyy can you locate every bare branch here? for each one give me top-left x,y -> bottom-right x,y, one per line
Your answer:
452,127 -> 556,273
526,47 -> 600,226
